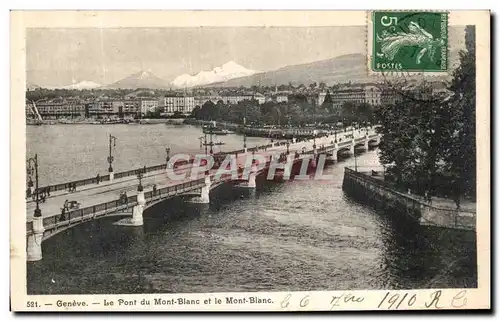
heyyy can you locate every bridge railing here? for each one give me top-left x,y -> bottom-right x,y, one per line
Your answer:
28,131 -> 377,199
28,140 -> 280,198
29,156 -> 209,199
30,178 -> 208,235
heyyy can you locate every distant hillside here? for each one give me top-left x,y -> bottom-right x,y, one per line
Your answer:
26,82 -> 40,90
208,54 -> 379,87
103,71 -> 169,89
59,81 -> 101,90
206,48 -> 462,88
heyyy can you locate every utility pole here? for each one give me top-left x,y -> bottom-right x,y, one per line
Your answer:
202,127 -> 220,156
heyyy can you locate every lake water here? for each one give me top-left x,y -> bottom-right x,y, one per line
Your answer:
26,124 -> 477,294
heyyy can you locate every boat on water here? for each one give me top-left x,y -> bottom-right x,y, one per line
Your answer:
27,119 -> 43,126
202,125 -> 233,135
100,119 -> 131,125
164,120 -> 185,126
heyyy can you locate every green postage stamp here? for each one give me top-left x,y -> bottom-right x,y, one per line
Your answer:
371,11 -> 448,72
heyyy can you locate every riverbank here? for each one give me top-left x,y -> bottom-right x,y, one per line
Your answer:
342,167 -> 476,231
27,118 -> 186,126
28,149 -> 478,294
183,118 -> 348,139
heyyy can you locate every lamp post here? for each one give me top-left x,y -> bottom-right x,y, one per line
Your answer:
165,147 -> 171,164
354,149 -> 358,172
243,116 -> 247,151
209,131 -> 214,155
352,126 -> 358,172
286,141 -> 290,155
137,168 -> 144,192
107,134 -> 117,173
26,154 -> 41,217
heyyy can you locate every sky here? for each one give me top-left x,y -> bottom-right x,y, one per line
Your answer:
26,26 -> 366,87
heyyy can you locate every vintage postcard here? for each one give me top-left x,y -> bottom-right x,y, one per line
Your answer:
10,10 -> 490,311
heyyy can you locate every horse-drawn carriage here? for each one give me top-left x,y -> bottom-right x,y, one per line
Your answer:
63,200 -> 81,211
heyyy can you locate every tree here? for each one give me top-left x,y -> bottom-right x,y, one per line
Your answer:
190,105 -> 201,119
375,79 -> 447,196
321,90 -> 334,113
356,103 -> 373,123
375,35 -> 476,208
340,101 -> 356,124
443,26 -> 476,206
198,100 -> 217,120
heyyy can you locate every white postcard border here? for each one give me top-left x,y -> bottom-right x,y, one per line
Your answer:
10,10 -> 491,312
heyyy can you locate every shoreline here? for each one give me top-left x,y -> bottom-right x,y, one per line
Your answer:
342,167 -> 476,231
26,118 -> 187,126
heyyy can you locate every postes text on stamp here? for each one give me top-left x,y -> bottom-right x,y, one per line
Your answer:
372,11 -> 448,72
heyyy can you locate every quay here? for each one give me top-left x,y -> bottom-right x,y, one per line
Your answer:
342,168 -> 476,231
26,127 -> 381,262
183,119 -> 342,139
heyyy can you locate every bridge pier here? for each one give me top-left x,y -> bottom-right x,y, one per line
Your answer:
26,217 -> 45,262
240,164 -> 257,188
326,150 -> 338,163
186,175 -> 211,204
350,140 -> 355,155
310,148 -> 318,168
115,191 -> 145,226
130,191 -> 145,226
326,143 -> 339,163
369,135 -> 381,147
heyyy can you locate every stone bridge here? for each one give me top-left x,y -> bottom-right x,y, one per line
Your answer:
26,128 -> 381,261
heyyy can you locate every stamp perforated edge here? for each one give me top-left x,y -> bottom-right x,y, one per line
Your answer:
366,10 -> 451,78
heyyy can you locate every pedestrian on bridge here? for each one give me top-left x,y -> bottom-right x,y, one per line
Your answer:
59,207 -> 66,222
153,184 -> 157,196
120,191 -> 128,206
96,173 -> 100,184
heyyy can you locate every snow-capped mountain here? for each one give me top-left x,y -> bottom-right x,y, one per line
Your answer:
171,61 -> 259,88
61,81 -> 101,90
104,71 -> 168,89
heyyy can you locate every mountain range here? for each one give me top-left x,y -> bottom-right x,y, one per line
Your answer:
102,71 -> 168,89
29,50 -> 462,91
61,81 -> 101,90
209,54 -> 379,87
207,51 -> 461,88
172,61 -> 258,88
